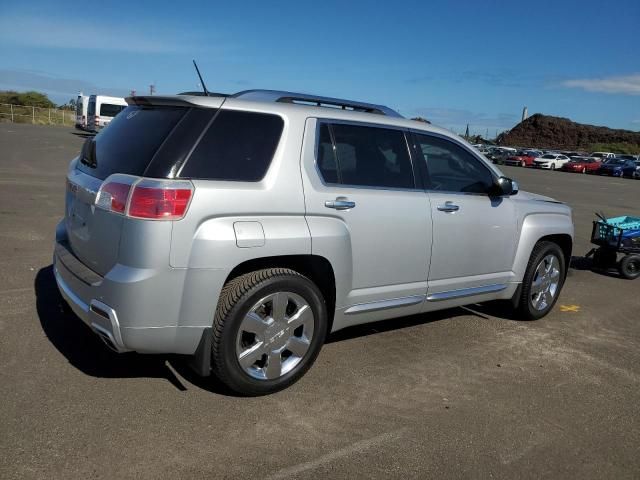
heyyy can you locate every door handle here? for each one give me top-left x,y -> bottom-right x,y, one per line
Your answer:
437,201 -> 460,213
325,197 -> 356,210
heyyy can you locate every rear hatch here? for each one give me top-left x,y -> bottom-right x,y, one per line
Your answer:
65,102 -> 203,276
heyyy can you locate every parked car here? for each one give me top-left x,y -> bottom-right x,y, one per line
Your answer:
485,147 -> 515,164
596,158 -> 637,177
617,154 -> 639,162
54,89 -> 574,395
623,160 -> 640,178
561,156 -> 601,174
75,94 -> 89,130
590,152 -> 616,161
533,153 -> 571,170
504,150 -> 539,167
87,95 -> 127,132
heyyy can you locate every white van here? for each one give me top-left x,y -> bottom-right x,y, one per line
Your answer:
87,95 -> 127,132
75,94 -> 89,130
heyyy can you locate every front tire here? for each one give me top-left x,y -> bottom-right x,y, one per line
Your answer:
517,241 -> 566,320
211,268 -> 327,396
550,163 -> 556,170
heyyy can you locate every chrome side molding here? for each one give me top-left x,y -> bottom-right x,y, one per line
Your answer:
345,295 -> 425,315
426,283 -> 507,302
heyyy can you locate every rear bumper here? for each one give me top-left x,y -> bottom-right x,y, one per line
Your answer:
52,226 -> 227,355
54,263 -> 129,352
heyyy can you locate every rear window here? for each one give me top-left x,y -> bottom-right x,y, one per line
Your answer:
77,106 -> 187,180
179,110 -> 284,182
87,100 -> 95,116
100,103 -> 125,117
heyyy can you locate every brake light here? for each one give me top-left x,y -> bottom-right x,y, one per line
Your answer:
95,175 -> 193,220
128,184 -> 192,220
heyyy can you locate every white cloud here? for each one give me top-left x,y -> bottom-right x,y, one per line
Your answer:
0,15 -> 190,54
562,74 -> 640,95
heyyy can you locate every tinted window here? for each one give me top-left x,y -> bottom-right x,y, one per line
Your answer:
87,100 -> 96,116
414,134 -> 494,194
317,124 -> 338,183
328,124 -> 414,189
77,106 -> 187,180
180,110 -> 283,181
100,103 -> 125,117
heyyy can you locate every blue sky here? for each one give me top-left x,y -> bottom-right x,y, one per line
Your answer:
1,0 -> 639,134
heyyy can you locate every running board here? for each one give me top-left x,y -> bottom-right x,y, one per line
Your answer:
344,295 -> 425,315
426,283 -> 507,302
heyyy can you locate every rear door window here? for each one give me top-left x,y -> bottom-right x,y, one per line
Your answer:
317,124 -> 339,183
179,110 -> 284,181
77,106 -> 187,180
318,123 -> 414,189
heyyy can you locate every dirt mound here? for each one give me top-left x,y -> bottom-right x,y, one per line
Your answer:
497,114 -> 640,150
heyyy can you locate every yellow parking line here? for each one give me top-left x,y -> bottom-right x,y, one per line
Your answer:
560,305 -> 580,312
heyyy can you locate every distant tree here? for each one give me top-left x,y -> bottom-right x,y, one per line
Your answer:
58,98 -> 77,110
0,90 -> 56,108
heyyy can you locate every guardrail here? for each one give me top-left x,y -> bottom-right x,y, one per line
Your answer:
0,103 -> 75,126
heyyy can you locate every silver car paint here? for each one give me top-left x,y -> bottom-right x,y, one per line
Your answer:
54,94 -> 574,355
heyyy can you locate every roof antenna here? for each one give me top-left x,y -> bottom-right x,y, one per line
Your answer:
192,60 -> 209,96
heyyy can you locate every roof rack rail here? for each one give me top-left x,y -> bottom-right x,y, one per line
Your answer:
177,91 -> 230,97
231,89 -> 402,118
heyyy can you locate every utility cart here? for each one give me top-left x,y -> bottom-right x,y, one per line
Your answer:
589,214 -> 640,279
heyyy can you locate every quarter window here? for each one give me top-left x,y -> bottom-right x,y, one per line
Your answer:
181,110 -> 284,181
414,134 -> 494,194
318,123 -> 415,189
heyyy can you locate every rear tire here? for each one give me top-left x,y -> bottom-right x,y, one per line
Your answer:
619,255 -> 640,280
517,241 -> 566,320
211,268 -> 327,396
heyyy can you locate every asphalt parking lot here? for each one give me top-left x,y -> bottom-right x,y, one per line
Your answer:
1,122 -> 639,479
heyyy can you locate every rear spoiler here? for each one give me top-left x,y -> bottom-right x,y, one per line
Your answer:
126,95 -> 226,109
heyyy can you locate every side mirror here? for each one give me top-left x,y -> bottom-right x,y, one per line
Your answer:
493,176 -> 518,196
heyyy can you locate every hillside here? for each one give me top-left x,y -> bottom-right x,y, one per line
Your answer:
497,114 -> 640,152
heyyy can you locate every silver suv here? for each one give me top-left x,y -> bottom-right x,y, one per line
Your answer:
54,90 -> 574,395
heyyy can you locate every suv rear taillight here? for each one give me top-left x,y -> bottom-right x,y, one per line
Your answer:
128,179 -> 193,220
100,181 -> 131,213
95,175 -> 193,220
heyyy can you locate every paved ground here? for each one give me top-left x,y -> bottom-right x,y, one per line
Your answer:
1,123 -> 639,479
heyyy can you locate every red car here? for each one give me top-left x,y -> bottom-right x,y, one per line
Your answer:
561,156 -> 601,174
504,150 -> 539,167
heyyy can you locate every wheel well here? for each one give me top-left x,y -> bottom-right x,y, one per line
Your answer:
224,255 -> 336,332
539,234 -> 573,273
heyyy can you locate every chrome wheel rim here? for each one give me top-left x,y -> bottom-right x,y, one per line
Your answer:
530,254 -> 561,311
236,292 -> 314,380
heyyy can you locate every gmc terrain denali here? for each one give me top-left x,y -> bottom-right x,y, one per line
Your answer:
54,90 -> 574,395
